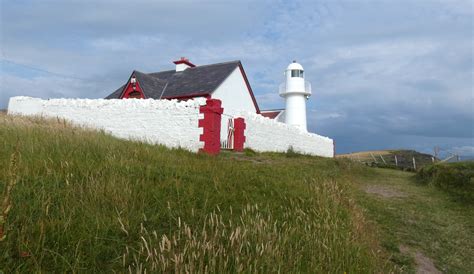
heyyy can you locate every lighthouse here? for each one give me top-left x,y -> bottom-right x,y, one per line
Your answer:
279,61 -> 311,131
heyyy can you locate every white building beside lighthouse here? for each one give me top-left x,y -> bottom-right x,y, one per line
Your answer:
279,61 -> 311,132
9,57 -> 334,157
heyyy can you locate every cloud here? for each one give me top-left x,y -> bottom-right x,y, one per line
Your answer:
2,74 -> 99,102
1,0 -> 472,154
450,146 -> 474,157
88,36 -> 164,52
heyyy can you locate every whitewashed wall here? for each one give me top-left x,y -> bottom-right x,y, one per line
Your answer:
7,96 -> 334,157
7,96 -> 206,152
239,112 -> 334,157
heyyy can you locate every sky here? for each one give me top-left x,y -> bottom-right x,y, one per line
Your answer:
1,0 -> 473,157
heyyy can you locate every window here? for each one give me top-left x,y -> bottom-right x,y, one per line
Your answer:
127,91 -> 142,98
291,70 -> 304,78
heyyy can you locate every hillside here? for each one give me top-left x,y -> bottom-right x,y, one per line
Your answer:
0,114 -> 387,272
338,149 -> 436,170
1,113 -> 473,273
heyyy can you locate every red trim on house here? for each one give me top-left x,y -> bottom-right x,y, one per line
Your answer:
173,57 -> 196,68
198,99 -> 223,155
260,111 -> 281,119
238,63 -> 260,114
233,117 -> 246,152
120,75 -> 145,99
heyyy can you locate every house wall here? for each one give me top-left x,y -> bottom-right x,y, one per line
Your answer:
211,67 -> 258,141
7,96 -> 206,152
212,67 -> 257,114
276,110 -> 285,123
238,111 -> 334,157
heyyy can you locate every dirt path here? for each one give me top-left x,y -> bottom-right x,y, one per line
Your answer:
354,168 -> 474,273
364,185 -> 408,198
399,245 -> 441,274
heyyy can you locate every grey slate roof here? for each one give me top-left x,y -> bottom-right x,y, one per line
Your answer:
134,71 -> 168,99
105,84 -> 125,99
105,60 -> 241,99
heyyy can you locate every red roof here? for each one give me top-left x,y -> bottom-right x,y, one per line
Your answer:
261,111 -> 281,119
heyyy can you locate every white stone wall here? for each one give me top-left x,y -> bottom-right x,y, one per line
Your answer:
238,112 -> 334,157
7,96 -> 334,157
7,96 -> 206,152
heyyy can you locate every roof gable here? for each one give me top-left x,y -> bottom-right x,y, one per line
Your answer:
160,61 -> 240,98
105,60 -> 259,112
133,71 -> 167,99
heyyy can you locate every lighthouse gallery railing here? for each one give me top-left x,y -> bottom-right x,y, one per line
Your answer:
279,81 -> 312,96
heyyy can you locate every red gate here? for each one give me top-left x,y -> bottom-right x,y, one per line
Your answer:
221,118 -> 234,150
221,117 -> 245,152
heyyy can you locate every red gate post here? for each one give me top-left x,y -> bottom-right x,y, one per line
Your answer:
233,117 -> 246,152
198,99 -> 223,155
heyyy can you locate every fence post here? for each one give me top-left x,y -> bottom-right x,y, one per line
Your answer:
333,140 -> 336,158
198,99 -> 223,155
370,152 -> 377,163
412,157 -> 416,170
233,117 -> 246,152
395,155 -> 398,166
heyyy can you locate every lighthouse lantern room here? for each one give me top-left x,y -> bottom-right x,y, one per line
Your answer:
279,61 -> 312,132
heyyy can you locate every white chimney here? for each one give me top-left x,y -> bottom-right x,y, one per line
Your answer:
173,57 -> 196,72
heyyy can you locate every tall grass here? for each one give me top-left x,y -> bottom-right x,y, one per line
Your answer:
0,141 -> 20,242
0,113 -> 388,272
122,181 -> 374,273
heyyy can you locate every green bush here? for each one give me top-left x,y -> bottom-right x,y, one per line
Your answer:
416,162 -> 474,203
243,147 -> 257,156
285,146 -> 300,158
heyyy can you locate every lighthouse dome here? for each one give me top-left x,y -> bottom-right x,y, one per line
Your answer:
286,61 -> 304,71
286,61 -> 304,78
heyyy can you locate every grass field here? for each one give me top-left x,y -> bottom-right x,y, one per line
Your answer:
1,113 -> 472,273
0,114 -> 389,272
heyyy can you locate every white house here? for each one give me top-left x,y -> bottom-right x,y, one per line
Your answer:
106,57 -> 259,113
109,58 -> 278,139
8,57 -> 334,157
105,58 -> 313,137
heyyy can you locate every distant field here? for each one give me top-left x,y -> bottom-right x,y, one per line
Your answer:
338,149 -> 435,170
337,150 -> 393,161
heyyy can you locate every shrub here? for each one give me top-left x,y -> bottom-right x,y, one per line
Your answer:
416,162 -> 474,203
285,146 -> 300,158
243,148 -> 257,156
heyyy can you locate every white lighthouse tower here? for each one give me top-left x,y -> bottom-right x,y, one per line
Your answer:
279,61 -> 311,132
